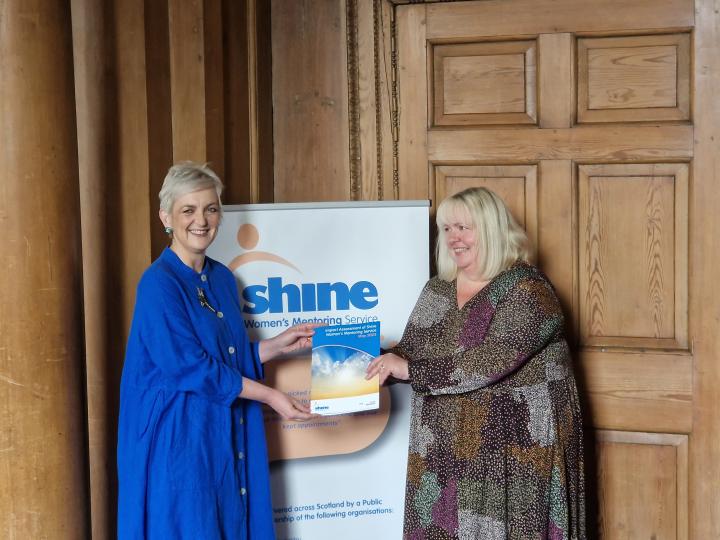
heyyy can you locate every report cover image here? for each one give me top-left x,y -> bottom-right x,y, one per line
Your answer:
310,322 -> 380,416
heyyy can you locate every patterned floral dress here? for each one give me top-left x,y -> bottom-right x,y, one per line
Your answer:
393,261 -> 586,539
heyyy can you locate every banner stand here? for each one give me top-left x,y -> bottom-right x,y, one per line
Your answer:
208,201 -> 430,540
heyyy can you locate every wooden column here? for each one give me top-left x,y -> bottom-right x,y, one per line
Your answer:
71,0 -> 117,537
223,0 -> 275,205
168,0 -> 208,162
271,0 -> 352,202
0,1 -> 89,537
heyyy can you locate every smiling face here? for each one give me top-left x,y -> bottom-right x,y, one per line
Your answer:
159,187 -> 221,270
441,207 -> 481,279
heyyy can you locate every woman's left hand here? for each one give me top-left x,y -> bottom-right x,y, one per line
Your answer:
258,323 -> 323,363
366,353 -> 409,385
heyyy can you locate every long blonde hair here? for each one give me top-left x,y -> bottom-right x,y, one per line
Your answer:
436,187 -> 532,281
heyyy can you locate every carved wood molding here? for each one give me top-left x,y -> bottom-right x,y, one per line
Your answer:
346,0 -> 362,200
388,3 -> 400,200
372,0 -> 385,200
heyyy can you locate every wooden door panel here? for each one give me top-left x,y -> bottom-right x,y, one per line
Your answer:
433,164 -> 539,262
577,163 -> 689,350
431,40 -> 537,125
433,164 -> 537,230
395,0 -> 699,536
578,34 -> 691,123
438,173 -> 525,217
596,431 -> 688,539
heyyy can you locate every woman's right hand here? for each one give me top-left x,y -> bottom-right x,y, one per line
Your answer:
266,389 -> 316,421
366,352 -> 409,385
239,377 -> 316,421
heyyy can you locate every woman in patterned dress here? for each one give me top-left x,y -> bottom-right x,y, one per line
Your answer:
367,187 -> 586,539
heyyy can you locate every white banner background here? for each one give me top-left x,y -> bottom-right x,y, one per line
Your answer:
208,201 -> 429,540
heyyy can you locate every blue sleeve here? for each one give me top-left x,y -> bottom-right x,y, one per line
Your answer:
218,262 -> 265,381
249,341 -> 264,378
137,274 -> 243,407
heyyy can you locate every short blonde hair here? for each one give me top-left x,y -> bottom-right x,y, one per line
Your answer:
435,187 -> 532,281
159,162 -> 223,214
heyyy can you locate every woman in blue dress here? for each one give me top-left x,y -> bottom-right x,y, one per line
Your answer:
117,162 -> 316,539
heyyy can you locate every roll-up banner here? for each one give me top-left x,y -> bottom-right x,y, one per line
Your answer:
208,201 -> 430,540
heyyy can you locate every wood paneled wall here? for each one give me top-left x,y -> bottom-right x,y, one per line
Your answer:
1,1 -> 274,537
1,1 -> 89,537
271,0 -> 352,202
8,1 -> 720,538
71,1 -> 119,537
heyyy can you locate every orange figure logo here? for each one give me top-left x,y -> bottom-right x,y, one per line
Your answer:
228,223 -> 301,273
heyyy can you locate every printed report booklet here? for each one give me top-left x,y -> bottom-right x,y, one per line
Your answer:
310,321 -> 380,416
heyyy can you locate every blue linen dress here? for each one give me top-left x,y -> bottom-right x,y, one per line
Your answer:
117,248 -> 274,539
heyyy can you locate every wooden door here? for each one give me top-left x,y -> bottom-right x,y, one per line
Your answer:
392,0 -> 719,536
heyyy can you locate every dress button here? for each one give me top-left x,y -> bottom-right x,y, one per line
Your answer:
228,346 -> 236,354
200,274 -> 207,282
240,488 -> 247,496
217,311 -> 224,318
238,451 -> 244,459
239,418 -> 244,425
